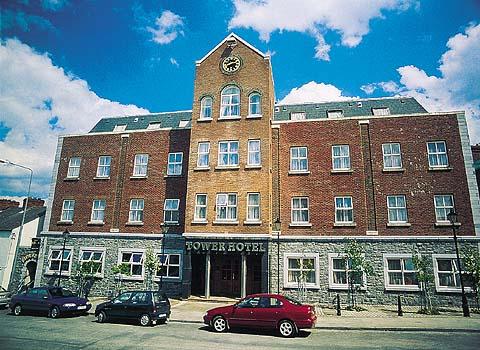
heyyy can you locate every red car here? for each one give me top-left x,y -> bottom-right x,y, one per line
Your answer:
203,293 -> 316,337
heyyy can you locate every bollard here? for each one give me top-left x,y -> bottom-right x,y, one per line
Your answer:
336,293 -> 341,316
397,295 -> 403,316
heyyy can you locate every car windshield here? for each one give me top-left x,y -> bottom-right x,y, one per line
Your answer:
50,288 -> 74,298
284,296 -> 302,306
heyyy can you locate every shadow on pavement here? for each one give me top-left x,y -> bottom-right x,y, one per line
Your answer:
198,325 -> 312,338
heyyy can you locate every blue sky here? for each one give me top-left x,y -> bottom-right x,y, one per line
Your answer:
1,0 -> 479,199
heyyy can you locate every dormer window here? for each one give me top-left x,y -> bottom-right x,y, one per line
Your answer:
372,107 -> 390,116
147,122 -> 161,130
220,86 -> 240,118
327,110 -> 343,118
200,96 -> 213,120
290,112 -> 306,120
248,93 -> 261,117
113,124 -> 127,132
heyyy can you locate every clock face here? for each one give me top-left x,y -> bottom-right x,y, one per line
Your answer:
221,56 -> 241,73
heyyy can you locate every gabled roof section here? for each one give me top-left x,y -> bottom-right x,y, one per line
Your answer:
89,110 -> 192,133
0,206 -> 46,231
196,33 -> 267,65
273,97 -> 428,121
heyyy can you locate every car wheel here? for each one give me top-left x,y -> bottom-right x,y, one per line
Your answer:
278,320 -> 296,338
50,306 -> 60,319
212,315 -> 228,333
140,314 -> 151,327
13,304 -> 22,316
97,311 -> 107,323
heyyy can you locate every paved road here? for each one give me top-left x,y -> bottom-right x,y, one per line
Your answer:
1,308 -> 479,350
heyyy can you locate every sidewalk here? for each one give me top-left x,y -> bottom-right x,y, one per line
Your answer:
88,296 -> 480,332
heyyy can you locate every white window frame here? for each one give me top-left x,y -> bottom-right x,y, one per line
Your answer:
427,141 -> 449,168
331,145 -> 351,171
327,110 -> 343,118
382,143 -> 403,170
194,194 -> 208,222
328,253 -> 367,290
90,199 -> 106,224
45,246 -> 73,276
133,154 -> 149,177
248,93 -> 261,117
432,254 -> 472,293
197,142 -> 210,168
383,254 -> 419,291
78,247 -> 106,278
60,199 -> 75,222
147,122 -> 161,130
218,140 -> 239,167
290,146 -> 308,173
434,194 -> 455,223
334,196 -> 354,224
96,156 -> 111,178
113,124 -> 127,132
117,249 -> 145,281
283,253 -> 320,289
291,197 -> 310,225
128,199 -> 144,223
167,152 -> 183,176
247,139 -> 261,167
220,85 -> 240,119
67,157 -> 81,178
387,195 -> 408,224
215,193 -> 238,222
200,96 -> 213,120
372,107 -> 390,116
163,199 -> 180,224
246,193 -> 261,223
154,249 -> 183,281
290,112 -> 306,120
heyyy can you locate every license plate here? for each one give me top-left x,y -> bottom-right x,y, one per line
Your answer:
77,305 -> 87,310
158,313 -> 166,318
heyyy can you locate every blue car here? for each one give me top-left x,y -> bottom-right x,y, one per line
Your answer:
9,286 -> 91,318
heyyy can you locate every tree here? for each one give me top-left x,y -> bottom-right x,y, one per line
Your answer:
411,252 -> 437,314
462,247 -> 480,312
111,263 -> 131,296
74,260 -> 101,298
342,240 -> 373,310
144,248 -> 159,290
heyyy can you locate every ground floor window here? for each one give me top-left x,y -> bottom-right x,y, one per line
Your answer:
155,253 -> 181,279
283,253 -> 319,289
79,248 -> 105,277
433,254 -> 472,292
383,255 -> 418,290
118,250 -> 144,280
46,247 -> 72,275
328,253 -> 366,290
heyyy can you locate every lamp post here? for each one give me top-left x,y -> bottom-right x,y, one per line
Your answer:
57,229 -> 70,286
272,218 -> 281,294
159,223 -> 169,291
447,210 -> 470,317
0,159 -> 33,291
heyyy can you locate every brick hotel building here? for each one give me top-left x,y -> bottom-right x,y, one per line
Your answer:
35,34 -> 480,305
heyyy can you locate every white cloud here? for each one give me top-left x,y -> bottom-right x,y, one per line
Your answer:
363,23 -> 480,143
147,10 -> 185,45
361,81 -> 399,95
41,0 -> 69,11
0,39 -> 149,197
279,81 -> 356,104
170,57 -> 179,67
229,0 -> 416,60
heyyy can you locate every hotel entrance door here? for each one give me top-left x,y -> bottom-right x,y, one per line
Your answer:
211,254 -> 241,297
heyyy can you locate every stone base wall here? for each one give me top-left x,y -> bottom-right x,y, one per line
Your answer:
268,238 -> 479,307
36,234 -> 186,298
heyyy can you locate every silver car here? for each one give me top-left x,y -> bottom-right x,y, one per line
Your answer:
0,287 -> 12,309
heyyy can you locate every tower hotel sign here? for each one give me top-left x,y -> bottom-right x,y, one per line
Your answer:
186,240 -> 267,253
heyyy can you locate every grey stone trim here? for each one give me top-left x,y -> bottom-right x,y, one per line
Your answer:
276,235 -> 480,242
43,136 -> 64,233
41,231 -> 166,239
456,112 -> 480,236
183,233 -> 271,239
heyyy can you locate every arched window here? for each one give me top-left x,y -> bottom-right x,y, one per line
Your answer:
249,93 -> 261,116
220,85 -> 240,118
200,96 -> 212,120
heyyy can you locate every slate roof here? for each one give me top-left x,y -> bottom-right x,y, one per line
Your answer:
0,206 -> 46,231
273,97 -> 428,121
88,97 -> 428,133
89,111 -> 192,133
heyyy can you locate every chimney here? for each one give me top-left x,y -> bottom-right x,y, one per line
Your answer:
0,199 -> 20,211
23,197 -> 45,209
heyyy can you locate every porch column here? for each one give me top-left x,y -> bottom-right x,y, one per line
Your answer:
241,253 -> 247,298
205,252 -> 211,299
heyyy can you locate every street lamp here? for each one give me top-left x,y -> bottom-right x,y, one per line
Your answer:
159,223 -> 169,291
57,229 -> 70,286
272,218 -> 281,294
1,159 -> 33,291
447,210 -> 470,317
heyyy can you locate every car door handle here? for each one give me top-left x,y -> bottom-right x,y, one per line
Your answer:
250,311 -> 253,314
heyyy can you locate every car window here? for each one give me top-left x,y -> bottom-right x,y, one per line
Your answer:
153,292 -> 168,304
49,287 -> 73,298
255,297 -> 283,308
26,289 -> 38,297
130,292 -> 148,304
237,297 -> 260,308
284,296 -> 302,306
37,289 -> 49,299
113,292 -> 133,304
270,297 -> 283,308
